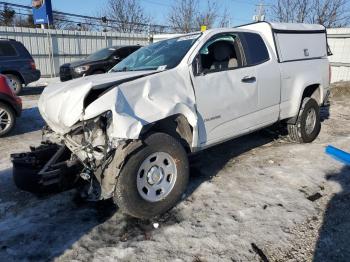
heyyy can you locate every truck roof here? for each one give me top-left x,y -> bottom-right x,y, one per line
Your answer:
181,22 -> 326,37
240,21 -> 325,32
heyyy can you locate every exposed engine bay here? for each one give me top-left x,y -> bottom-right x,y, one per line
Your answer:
39,112 -> 128,201
12,112 -> 143,201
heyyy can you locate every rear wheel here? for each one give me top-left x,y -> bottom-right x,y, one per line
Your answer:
5,74 -> 22,95
288,98 -> 321,143
0,102 -> 15,137
114,132 -> 189,219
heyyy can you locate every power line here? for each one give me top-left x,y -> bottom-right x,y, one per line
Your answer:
140,0 -> 171,7
0,1 -> 181,32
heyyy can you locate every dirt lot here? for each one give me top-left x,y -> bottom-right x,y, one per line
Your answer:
0,83 -> 349,262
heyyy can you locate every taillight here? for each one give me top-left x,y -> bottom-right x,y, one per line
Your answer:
30,61 -> 36,70
1,75 -> 16,97
329,64 -> 332,84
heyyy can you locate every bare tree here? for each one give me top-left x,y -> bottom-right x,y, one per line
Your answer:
195,0 -> 218,29
169,0 -> 197,33
271,0 -> 308,23
169,0 -> 230,33
271,0 -> 350,27
0,4 -> 15,26
15,13 -> 36,28
104,0 -> 151,33
218,8 -> 231,27
311,0 -> 350,27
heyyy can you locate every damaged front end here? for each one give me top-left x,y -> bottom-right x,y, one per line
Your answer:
60,111 -> 127,201
12,109 -> 141,201
11,141 -> 82,194
12,64 -> 198,203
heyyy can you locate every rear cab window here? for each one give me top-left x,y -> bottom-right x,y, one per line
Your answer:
240,32 -> 269,66
0,42 -> 18,57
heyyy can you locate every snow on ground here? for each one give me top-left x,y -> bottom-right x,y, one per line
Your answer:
0,83 -> 349,262
27,77 -> 60,88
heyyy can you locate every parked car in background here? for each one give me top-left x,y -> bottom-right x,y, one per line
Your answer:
0,75 -> 22,137
59,45 -> 141,82
0,39 -> 41,95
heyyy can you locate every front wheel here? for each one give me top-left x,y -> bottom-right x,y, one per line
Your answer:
5,74 -> 22,95
288,97 -> 321,143
114,132 -> 189,219
0,102 -> 15,137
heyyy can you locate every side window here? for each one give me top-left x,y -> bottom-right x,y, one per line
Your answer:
0,42 -> 18,57
241,32 -> 269,65
130,46 -> 140,53
116,47 -> 132,59
196,34 -> 243,74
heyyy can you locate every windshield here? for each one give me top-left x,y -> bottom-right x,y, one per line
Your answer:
111,34 -> 201,72
87,47 -> 116,61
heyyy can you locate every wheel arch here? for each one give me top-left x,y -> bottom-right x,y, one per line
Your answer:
0,95 -> 19,116
302,84 -> 322,105
140,114 -> 194,153
1,71 -> 25,84
286,83 -> 322,125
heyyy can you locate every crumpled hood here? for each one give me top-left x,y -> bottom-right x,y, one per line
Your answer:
38,71 -> 156,134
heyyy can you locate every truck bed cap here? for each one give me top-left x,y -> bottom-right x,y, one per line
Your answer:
269,22 -> 325,32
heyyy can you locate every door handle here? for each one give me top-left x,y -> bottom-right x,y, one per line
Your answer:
241,76 -> 256,83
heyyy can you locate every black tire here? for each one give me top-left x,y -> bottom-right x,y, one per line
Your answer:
288,97 -> 321,143
0,102 -> 16,137
114,132 -> 189,219
5,74 -> 23,95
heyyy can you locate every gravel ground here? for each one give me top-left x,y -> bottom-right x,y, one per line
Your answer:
0,83 -> 349,262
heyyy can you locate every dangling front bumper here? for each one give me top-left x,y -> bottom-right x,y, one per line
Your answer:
11,142 -> 83,194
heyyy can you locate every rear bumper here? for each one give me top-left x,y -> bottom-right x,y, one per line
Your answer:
11,142 -> 82,193
22,69 -> 41,85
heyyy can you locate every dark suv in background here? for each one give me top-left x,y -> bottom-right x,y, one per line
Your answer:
59,45 -> 141,82
0,39 -> 41,94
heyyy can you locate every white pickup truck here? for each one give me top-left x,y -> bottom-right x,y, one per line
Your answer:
12,22 -> 331,219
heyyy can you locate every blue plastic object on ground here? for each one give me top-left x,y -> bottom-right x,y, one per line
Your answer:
326,145 -> 350,165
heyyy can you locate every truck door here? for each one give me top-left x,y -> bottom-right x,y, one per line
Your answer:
240,32 -> 281,125
191,33 -> 259,146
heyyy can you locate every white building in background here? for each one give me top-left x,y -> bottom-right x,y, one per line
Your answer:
327,28 -> 350,83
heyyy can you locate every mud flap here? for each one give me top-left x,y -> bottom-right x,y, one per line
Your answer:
11,142 -> 83,194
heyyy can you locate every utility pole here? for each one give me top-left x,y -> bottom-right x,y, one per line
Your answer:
253,1 -> 266,22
